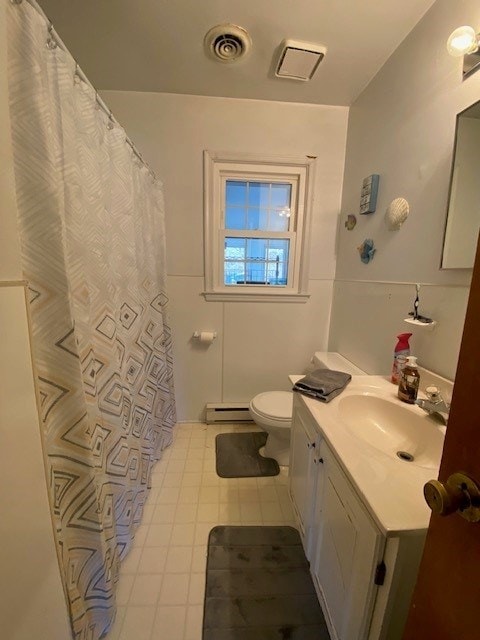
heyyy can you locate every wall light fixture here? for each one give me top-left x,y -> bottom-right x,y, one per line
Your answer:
447,25 -> 480,78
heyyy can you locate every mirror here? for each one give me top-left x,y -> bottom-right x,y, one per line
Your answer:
442,100 -> 480,269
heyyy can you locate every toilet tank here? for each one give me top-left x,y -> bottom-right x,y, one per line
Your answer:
312,351 -> 365,375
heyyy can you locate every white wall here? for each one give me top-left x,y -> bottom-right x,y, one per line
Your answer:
0,4 -> 71,637
330,0 -> 480,381
0,0 -> 21,281
102,91 -> 349,420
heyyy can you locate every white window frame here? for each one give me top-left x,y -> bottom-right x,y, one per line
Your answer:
203,151 -> 315,302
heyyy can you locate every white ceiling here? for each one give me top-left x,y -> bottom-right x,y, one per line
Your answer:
39,0 -> 436,106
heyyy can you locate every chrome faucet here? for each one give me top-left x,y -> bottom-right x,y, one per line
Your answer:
415,386 -> 450,425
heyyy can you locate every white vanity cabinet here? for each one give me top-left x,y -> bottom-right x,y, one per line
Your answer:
289,395 -> 321,555
312,441 -> 384,640
289,393 -> 427,640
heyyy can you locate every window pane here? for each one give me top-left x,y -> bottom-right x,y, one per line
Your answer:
246,207 -> 259,230
225,207 -> 246,230
246,208 -> 268,230
266,239 -> 290,285
267,210 -> 290,232
224,261 -> 245,285
266,260 -> 288,285
268,238 -> 290,258
266,239 -> 289,285
225,237 -> 246,259
271,184 -> 291,208
224,237 -> 289,286
226,181 -> 247,206
246,238 -> 267,259
224,181 -> 293,231
248,182 -> 270,207
244,262 -> 268,284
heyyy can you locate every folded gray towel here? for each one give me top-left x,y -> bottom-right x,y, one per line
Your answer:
293,368 -> 351,403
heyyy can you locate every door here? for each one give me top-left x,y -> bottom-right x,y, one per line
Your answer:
403,235 -> 480,639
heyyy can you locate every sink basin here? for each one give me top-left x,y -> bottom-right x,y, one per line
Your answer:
338,394 -> 445,469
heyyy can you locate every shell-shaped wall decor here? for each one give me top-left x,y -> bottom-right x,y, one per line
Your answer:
344,214 -> 357,231
386,197 -> 409,230
358,238 -> 376,264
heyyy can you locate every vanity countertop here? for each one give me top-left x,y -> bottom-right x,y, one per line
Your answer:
290,374 -> 445,536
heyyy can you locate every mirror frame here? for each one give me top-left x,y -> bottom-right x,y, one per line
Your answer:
441,99 -> 480,270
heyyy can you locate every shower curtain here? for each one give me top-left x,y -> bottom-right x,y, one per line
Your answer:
6,2 -> 176,638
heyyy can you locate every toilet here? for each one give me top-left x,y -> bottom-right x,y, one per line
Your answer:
249,390 -> 293,466
249,352 -> 365,467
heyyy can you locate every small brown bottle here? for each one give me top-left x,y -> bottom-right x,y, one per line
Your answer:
398,356 -> 420,404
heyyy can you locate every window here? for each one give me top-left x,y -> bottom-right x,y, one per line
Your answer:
203,152 -> 315,301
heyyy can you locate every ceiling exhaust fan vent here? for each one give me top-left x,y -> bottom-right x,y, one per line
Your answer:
275,39 -> 327,81
204,24 -> 252,63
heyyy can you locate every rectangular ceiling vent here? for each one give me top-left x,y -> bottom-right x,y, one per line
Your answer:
275,39 -> 327,82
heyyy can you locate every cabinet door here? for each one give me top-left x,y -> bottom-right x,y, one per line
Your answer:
312,442 -> 384,640
310,444 -> 326,566
289,399 -> 318,548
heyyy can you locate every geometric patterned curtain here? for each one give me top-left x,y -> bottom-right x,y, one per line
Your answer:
6,2 -> 176,638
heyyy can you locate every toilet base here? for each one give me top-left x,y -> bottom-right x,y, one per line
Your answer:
249,391 -> 293,467
260,433 -> 290,466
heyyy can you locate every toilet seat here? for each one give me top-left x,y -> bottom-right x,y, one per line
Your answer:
250,391 -> 293,424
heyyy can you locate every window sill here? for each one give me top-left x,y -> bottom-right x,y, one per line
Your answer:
202,291 -> 310,303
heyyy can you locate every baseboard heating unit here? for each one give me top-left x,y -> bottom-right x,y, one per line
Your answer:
205,403 -> 252,424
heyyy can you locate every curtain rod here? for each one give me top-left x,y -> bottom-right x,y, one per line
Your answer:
16,0 -> 156,180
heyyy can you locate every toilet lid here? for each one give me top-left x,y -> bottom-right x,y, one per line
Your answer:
251,391 -> 293,421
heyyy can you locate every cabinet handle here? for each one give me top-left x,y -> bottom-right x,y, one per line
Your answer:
307,441 -> 316,450
318,457 -> 324,464
374,561 -> 386,586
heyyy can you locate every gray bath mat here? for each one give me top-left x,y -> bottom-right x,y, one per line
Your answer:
203,526 -> 330,640
215,432 -> 279,478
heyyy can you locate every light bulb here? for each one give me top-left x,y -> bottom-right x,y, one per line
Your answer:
447,26 -> 479,57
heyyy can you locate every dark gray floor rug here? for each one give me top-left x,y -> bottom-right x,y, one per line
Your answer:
215,432 -> 279,478
203,526 -> 330,640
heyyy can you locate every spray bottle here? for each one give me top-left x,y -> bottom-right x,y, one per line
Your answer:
391,333 -> 412,384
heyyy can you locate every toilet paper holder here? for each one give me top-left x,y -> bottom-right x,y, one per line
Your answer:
193,331 -> 217,344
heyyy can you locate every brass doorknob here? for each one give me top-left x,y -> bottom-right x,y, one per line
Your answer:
424,472 -> 480,522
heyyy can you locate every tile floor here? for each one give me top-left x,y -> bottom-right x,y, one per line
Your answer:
108,422 -> 297,640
